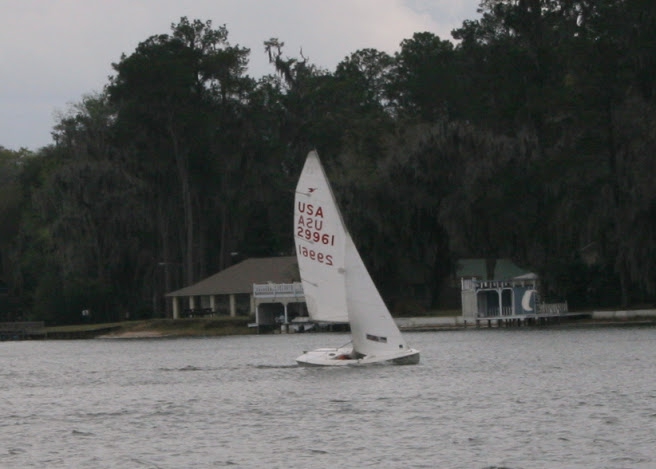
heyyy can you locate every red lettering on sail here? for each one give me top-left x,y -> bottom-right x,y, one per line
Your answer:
296,225 -> 335,246
302,217 -> 324,230
297,202 -> 320,216
296,202 -> 334,258
297,215 -> 327,232
297,244 -> 333,266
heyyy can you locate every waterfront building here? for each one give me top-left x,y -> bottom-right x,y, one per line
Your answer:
165,256 -> 301,320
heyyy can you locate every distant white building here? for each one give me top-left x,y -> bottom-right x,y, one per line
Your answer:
459,259 -> 568,324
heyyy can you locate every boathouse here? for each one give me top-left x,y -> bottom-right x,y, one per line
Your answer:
459,259 -> 568,325
165,256 -> 303,320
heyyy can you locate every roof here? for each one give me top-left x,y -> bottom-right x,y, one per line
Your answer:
456,258 -> 533,281
166,256 -> 299,297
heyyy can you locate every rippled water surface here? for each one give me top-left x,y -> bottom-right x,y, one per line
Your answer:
1,326 -> 655,468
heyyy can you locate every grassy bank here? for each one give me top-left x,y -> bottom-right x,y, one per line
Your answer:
118,317 -> 254,337
44,317 -> 253,339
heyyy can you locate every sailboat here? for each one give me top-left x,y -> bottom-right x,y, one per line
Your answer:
294,151 -> 420,366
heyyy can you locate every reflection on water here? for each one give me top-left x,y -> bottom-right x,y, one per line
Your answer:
1,327 -> 655,468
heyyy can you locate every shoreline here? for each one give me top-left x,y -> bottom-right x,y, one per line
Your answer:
6,312 -> 652,341
98,315 -> 656,339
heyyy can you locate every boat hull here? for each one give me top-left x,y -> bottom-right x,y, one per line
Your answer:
296,346 -> 420,366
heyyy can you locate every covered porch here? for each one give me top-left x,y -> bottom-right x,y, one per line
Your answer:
252,282 -> 308,332
170,293 -> 252,319
165,256 -> 300,320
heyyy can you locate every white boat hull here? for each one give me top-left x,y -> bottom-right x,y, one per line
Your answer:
296,346 -> 420,366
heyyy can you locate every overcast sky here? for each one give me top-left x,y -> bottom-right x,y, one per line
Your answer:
1,0 -> 480,151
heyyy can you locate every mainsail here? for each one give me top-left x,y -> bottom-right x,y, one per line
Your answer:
294,151 -> 348,323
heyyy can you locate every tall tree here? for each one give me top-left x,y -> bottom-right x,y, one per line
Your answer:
389,32 -> 458,121
25,94 -> 151,321
108,17 -> 252,285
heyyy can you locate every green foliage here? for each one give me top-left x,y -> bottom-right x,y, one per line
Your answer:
0,148 -> 24,247
390,32 -> 458,120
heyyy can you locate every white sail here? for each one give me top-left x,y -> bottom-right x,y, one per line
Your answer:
344,234 -> 410,357
294,150 -> 419,366
294,151 -> 348,323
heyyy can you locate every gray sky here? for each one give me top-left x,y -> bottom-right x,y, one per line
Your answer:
0,0 -> 480,151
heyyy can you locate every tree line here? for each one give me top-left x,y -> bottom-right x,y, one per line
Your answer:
1,1 -> 655,324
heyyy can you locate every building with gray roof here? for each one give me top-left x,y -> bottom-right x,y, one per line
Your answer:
165,256 -> 299,318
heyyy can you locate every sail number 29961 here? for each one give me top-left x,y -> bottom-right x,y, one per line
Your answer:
296,227 -> 335,246
298,245 -> 333,266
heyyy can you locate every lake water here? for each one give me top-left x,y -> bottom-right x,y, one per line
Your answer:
1,326 -> 655,468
